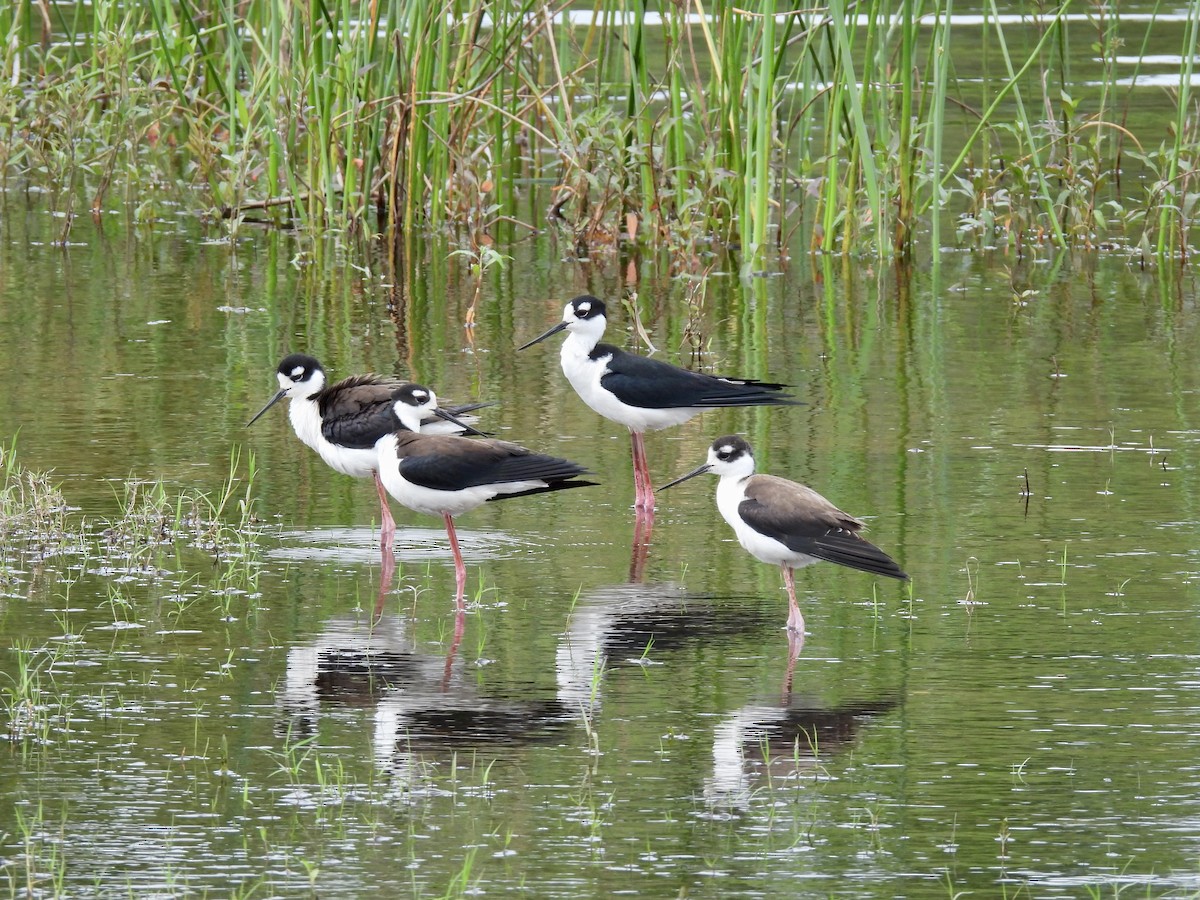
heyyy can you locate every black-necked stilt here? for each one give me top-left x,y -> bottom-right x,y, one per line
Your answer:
377,383 -> 597,608
518,296 -> 799,511
246,354 -> 489,581
659,435 -> 907,634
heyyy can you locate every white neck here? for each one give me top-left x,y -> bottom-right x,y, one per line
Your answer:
393,406 -> 423,431
297,369 -> 326,399
288,393 -> 324,452
563,317 -> 605,357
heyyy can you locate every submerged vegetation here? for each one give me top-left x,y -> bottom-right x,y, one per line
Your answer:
0,439 -> 265,622
0,0 -> 1197,264
0,436 -> 72,553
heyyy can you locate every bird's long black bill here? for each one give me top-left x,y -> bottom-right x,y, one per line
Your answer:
516,320 -> 568,351
246,389 -> 286,427
433,407 -> 490,437
657,463 -> 712,492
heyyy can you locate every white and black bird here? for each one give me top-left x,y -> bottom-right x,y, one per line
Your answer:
246,354 -> 490,572
659,436 -> 907,634
518,296 -> 799,511
376,383 -> 597,608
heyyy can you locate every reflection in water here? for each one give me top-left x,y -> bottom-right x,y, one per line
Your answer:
269,525 -> 535,618
555,580 -> 771,713
9,160 -> 1200,897
270,526 -> 536,565
278,615 -> 572,777
557,580 -> 899,806
282,590 -> 898,809
706,691 -> 900,805
629,509 -> 654,582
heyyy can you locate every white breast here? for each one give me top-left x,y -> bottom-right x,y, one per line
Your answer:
560,338 -> 700,433
716,476 -> 817,569
289,396 -> 378,478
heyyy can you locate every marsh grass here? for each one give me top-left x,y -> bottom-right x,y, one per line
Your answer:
0,437 -> 72,551
8,800 -> 68,898
102,448 -> 260,553
0,2 -> 1197,261
2,439 -> 266,629
3,641 -> 59,747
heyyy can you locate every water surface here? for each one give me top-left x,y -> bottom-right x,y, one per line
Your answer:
3,197 -> 1200,895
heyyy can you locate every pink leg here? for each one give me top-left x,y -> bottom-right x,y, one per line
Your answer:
373,471 -> 397,620
783,629 -> 805,697
631,432 -> 655,511
640,439 -> 655,510
373,471 -> 397,563
628,507 -> 655,583
629,432 -> 644,508
782,565 -> 804,634
443,512 -> 467,611
442,607 -> 466,690
373,571 -> 390,623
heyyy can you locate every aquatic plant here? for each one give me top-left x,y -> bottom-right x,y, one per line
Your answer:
0,437 -> 72,550
2,641 -> 58,748
0,1 -> 1197,262
0,436 -> 266,631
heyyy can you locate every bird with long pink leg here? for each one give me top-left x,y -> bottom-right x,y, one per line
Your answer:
376,383 -> 597,610
247,354 -> 490,593
518,296 -> 798,513
659,435 -> 907,636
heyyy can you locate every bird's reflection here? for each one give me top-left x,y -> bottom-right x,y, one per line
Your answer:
628,508 -> 654,582
555,579 -> 900,807
277,614 -> 572,777
279,585 -> 898,796
555,580 -> 772,713
278,615 -> 438,732
705,684 -> 899,805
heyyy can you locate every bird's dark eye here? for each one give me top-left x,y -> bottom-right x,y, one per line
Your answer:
577,303 -> 590,315
289,367 -> 305,381
717,445 -> 734,459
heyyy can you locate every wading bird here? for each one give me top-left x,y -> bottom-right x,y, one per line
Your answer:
246,354 -> 489,579
659,435 -> 907,634
377,383 -> 596,608
518,296 -> 798,512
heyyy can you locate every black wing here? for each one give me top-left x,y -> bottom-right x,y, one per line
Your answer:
321,376 -> 493,447
393,433 -> 592,493
319,376 -> 403,449
739,476 -> 907,580
443,400 -> 497,418
597,345 -> 797,410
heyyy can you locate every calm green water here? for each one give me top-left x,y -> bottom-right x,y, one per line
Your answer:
4,204 -> 1200,898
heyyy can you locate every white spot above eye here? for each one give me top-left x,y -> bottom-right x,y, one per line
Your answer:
289,366 -> 305,378
577,303 -> 591,315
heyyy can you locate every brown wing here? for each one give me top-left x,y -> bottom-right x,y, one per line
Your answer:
320,375 -> 491,446
740,475 -> 907,579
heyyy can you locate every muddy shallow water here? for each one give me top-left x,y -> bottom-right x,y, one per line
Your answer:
3,199 -> 1200,897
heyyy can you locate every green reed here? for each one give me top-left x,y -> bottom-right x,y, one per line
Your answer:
1158,0 -> 1199,259
1,1 -> 1197,261
1,436 -> 70,547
